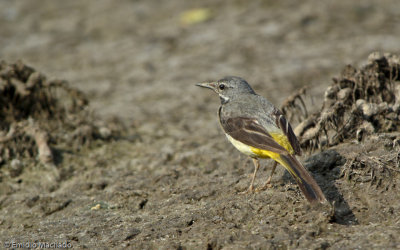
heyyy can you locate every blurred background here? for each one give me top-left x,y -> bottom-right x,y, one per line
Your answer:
1,0 -> 399,125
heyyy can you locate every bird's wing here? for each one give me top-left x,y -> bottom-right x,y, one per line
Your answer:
219,114 -> 290,155
271,109 -> 302,156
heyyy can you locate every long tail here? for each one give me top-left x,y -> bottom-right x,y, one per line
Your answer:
275,154 -> 327,204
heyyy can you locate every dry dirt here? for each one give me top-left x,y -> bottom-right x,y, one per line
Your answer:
0,1 -> 400,249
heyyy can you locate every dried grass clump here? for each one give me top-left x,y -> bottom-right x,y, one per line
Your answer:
283,53 -> 400,151
0,60 -> 119,166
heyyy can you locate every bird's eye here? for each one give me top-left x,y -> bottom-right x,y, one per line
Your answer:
219,84 -> 225,90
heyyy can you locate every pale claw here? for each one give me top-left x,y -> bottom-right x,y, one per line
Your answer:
238,185 -> 255,194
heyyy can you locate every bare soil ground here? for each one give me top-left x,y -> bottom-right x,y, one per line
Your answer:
0,1 -> 400,249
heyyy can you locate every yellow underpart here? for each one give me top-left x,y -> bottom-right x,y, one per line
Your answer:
269,132 -> 294,154
250,146 -> 300,182
225,132 -> 300,181
250,146 -> 280,159
249,132 -> 299,181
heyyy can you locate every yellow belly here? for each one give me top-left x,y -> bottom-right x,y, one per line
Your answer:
225,133 -> 299,182
249,146 -> 280,159
225,132 -> 294,159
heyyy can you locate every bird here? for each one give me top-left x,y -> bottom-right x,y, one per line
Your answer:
196,76 -> 327,204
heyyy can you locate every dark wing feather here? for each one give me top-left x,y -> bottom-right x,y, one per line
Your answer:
219,115 -> 289,155
280,154 -> 327,204
272,109 -> 302,156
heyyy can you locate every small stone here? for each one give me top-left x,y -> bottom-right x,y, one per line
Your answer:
337,88 -> 352,100
324,85 -> 338,100
9,159 -> 23,177
99,127 -> 112,139
355,99 -> 366,107
356,100 -> 379,118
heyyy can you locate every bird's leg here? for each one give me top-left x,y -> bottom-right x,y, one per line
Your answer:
239,158 -> 260,194
265,161 -> 277,185
257,161 -> 277,191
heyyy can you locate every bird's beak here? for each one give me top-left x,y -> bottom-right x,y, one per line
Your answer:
195,81 -> 217,90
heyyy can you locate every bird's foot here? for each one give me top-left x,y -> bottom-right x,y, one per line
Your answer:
238,185 -> 255,194
255,183 -> 272,192
255,177 -> 273,192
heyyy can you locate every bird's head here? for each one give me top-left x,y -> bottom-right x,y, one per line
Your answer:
196,76 -> 255,104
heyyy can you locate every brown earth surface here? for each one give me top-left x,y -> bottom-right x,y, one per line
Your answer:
0,1 -> 400,249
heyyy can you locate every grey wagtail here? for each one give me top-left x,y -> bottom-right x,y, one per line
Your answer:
196,76 -> 327,204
